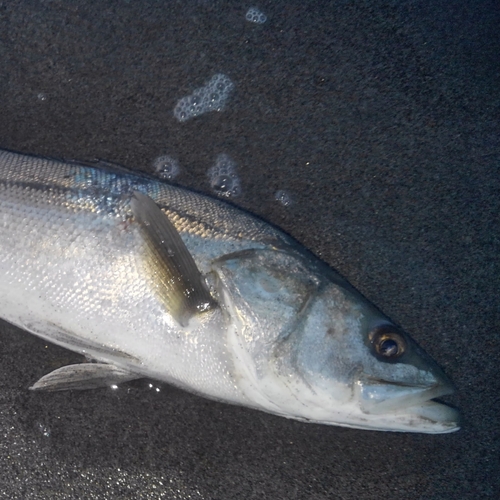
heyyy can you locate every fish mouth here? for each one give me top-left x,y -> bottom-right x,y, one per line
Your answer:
355,376 -> 460,432
357,375 -> 455,414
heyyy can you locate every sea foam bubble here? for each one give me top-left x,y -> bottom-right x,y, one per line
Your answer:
274,190 -> 293,207
152,155 -> 181,181
246,7 -> 267,24
207,154 -> 241,198
174,74 -> 234,122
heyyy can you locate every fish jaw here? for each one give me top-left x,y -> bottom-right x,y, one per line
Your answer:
270,378 -> 459,434
306,399 -> 460,434
237,368 -> 460,433
292,352 -> 460,433
355,372 -> 455,415
351,376 -> 460,433
303,377 -> 460,433
385,401 -> 460,434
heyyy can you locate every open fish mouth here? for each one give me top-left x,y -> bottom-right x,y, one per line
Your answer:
355,376 -> 460,432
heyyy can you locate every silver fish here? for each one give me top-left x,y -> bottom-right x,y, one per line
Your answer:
0,148 -> 459,433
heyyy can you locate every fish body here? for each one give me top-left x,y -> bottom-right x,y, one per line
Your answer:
0,149 -> 459,433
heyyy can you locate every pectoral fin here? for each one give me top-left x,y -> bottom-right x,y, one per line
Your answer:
131,191 -> 217,326
29,363 -> 139,392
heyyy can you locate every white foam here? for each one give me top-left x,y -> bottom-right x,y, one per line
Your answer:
246,7 -> 267,24
207,154 -> 241,198
274,190 -> 293,207
152,155 -> 181,181
174,74 -> 234,122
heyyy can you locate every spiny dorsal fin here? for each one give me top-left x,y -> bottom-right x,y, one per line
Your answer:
131,191 -> 217,326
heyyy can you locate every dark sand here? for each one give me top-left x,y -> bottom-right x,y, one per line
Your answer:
0,1 -> 498,498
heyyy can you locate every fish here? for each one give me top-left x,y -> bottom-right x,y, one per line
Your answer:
0,148 -> 459,433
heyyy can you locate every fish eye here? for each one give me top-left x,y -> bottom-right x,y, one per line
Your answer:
369,326 -> 406,360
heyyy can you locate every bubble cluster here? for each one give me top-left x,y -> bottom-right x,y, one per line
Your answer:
152,155 -> 181,181
274,190 -> 293,207
246,7 -> 267,24
174,74 -> 234,122
207,154 -> 241,198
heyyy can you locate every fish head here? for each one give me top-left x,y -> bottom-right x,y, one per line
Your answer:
214,248 -> 459,433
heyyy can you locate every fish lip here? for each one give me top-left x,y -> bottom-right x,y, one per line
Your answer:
354,376 -> 460,432
398,399 -> 461,433
356,374 -> 456,415
366,375 -> 456,396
